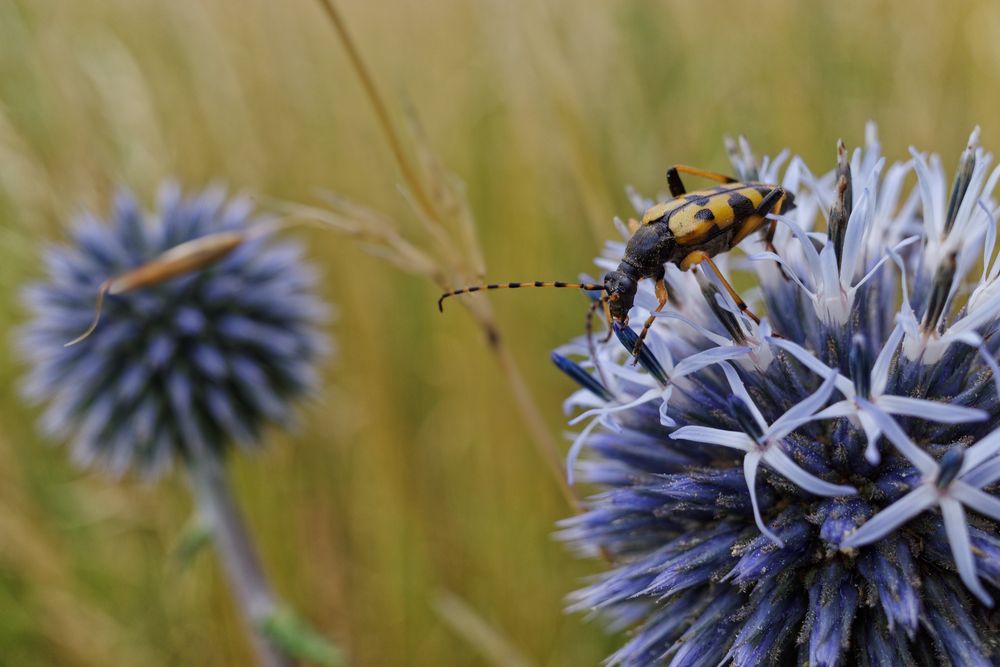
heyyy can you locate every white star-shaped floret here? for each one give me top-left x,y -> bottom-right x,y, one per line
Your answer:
769,330 -> 987,464
910,127 -> 997,276
657,281 -> 777,370
891,244 -> 1000,365
842,409 -> 1000,606
748,147 -> 919,326
563,338 -> 751,484
670,363 -> 856,547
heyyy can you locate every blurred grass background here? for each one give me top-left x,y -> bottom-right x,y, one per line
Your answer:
0,0 -> 999,664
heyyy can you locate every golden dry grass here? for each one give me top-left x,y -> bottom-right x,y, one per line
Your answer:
2,0 -> 1000,664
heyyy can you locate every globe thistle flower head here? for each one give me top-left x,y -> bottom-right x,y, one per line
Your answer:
20,185 -> 329,477
557,126 -> 1000,665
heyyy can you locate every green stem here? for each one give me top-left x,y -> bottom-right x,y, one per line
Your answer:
186,442 -> 293,667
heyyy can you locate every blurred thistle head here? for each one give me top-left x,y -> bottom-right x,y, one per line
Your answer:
19,184 -> 329,477
556,125 -> 1000,665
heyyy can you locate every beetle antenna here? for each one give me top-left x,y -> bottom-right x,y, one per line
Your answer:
585,294 -> 615,395
437,281 -> 604,312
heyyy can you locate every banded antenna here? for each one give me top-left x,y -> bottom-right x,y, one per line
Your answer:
437,281 -> 604,311
438,279 -> 618,401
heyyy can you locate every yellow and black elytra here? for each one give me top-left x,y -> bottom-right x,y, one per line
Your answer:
438,164 -> 795,365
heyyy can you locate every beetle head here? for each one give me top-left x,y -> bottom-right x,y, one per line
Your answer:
604,270 -> 637,322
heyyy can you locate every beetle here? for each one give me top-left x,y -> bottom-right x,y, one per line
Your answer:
438,164 -> 795,364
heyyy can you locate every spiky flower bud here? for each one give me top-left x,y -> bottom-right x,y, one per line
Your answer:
19,185 -> 328,477
557,126 -> 1000,665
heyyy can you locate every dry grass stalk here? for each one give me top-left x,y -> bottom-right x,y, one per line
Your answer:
306,0 -> 583,512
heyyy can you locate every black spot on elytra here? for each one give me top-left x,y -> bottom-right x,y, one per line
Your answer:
728,192 -> 755,220
684,194 -> 711,206
755,186 -> 772,197
694,208 -> 715,221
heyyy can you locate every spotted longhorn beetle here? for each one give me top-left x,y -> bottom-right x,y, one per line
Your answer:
438,164 -> 795,367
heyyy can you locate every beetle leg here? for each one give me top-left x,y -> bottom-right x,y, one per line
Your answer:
756,187 -> 787,253
666,164 -> 738,198
666,168 -> 687,198
728,187 -> 792,279
756,187 -> 793,281
763,218 -> 780,254
730,186 -> 787,247
601,296 -> 615,342
680,250 -> 761,325
585,295 -> 614,392
631,276 -> 669,362
762,203 -> 779,253
761,217 -> 793,282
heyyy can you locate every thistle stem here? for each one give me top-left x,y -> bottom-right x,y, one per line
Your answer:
186,442 -> 292,667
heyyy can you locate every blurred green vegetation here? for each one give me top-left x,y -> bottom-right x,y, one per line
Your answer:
0,0 -> 999,664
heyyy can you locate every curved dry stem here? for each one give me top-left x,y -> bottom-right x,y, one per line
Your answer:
313,0 -> 584,513
64,279 -> 110,347
313,0 -> 437,224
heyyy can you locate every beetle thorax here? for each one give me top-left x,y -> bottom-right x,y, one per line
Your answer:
623,224 -> 674,276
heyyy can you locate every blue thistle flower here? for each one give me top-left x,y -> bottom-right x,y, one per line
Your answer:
557,126 -> 1000,665
17,184 -> 337,666
19,184 -> 328,477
